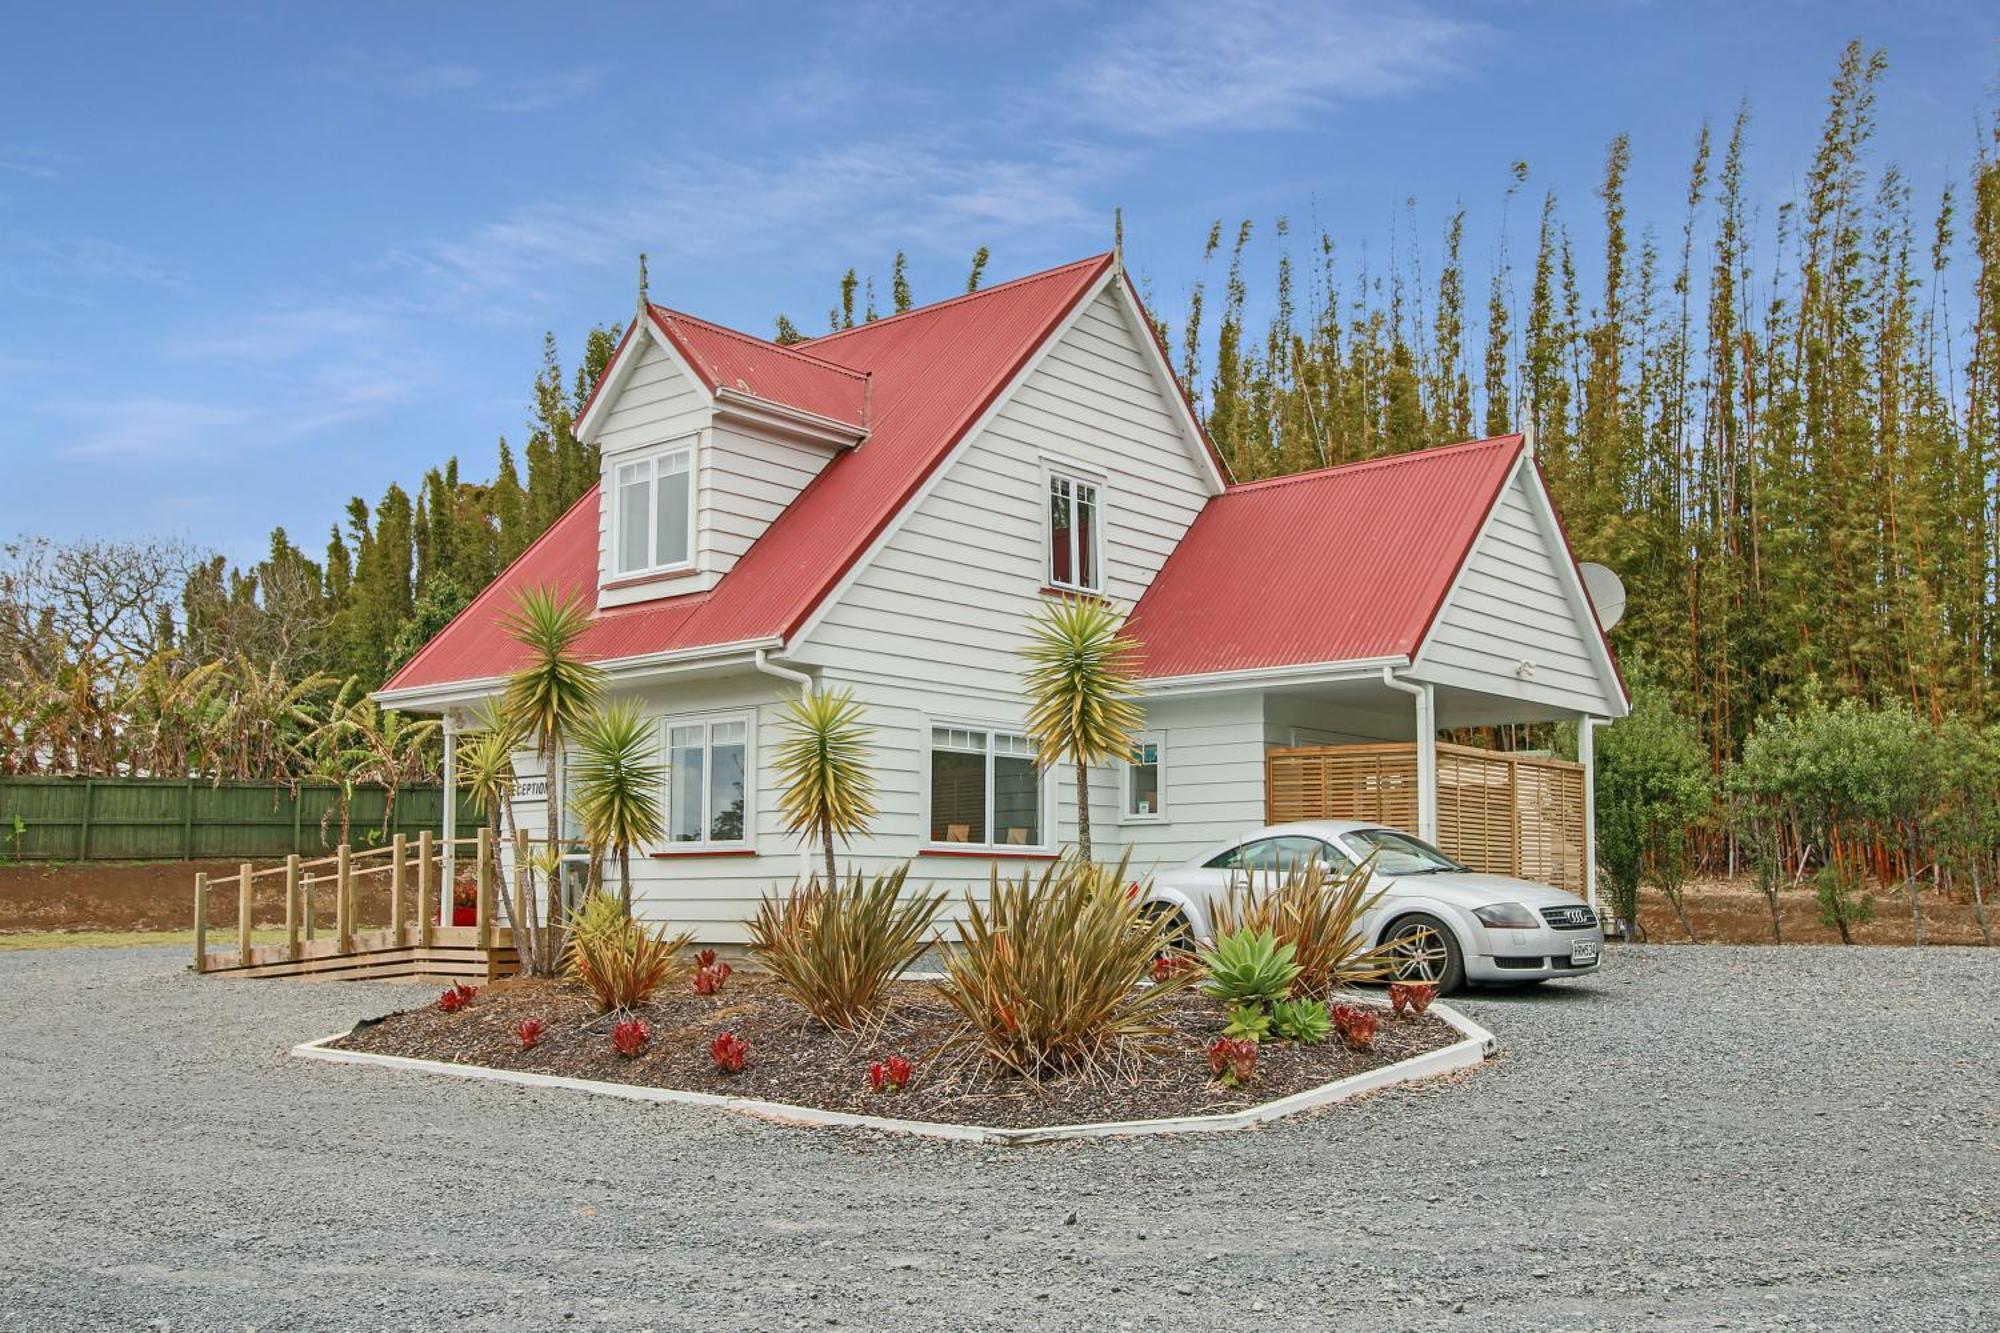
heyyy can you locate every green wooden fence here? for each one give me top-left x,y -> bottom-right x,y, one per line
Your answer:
0,777 -> 483,862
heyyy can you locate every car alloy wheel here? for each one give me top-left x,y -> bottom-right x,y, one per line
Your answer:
1385,913 -> 1464,993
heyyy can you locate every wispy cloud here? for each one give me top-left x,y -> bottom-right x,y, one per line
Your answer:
1057,0 -> 1481,136
1,232 -> 190,301
58,398 -> 254,461
0,147 -> 71,180
321,54 -> 601,113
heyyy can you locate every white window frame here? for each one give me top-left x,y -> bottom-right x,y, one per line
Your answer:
1120,730 -> 1167,824
659,708 -> 754,849
1042,460 -> 1107,594
921,717 -> 1056,853
612,439 -> 697,578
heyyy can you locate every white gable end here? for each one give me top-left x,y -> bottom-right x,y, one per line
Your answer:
1412,463 -> 1625,720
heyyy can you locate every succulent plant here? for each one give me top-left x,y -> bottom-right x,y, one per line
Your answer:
1221,1004 -> 1272,1042
1270,998 -> 1332,1044
1196,927 -> 1302,1007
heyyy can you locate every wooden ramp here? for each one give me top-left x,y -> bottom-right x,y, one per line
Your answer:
194,828 -> 528,983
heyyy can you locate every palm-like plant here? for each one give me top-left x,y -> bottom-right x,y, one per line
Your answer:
1019,597 -> 1144,862
570,702 -> 665,916
772,687 -> 878,886
456,702 -> 537,968
497,586 -> 604,971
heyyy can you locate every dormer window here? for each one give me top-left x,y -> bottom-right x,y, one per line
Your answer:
614,443 -> 695,577
1046,467 -> 1103,592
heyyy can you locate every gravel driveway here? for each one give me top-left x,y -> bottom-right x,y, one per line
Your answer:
2,945 -> 1993,1332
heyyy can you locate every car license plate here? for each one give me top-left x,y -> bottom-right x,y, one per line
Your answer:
1570,940 -> 1600,966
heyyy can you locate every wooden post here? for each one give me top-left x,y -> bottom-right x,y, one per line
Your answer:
237,862 -> 254,962
336,843 -> 353,953
193,872 -> 208,973
475,826 -> 493,949
285,854 -> 301,959
303,874 -> 316,942
389,833 -> 407,942
417,830 -> 435,949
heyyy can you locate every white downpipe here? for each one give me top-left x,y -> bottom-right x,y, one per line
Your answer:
440,713 -> 458,921
1380,669 -> 1438,844
1578,716 -> 1604,916
753,650 -> 817,883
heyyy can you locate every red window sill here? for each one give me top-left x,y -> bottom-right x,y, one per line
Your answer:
648,847 -> 757,859
919,846 -> 1061,861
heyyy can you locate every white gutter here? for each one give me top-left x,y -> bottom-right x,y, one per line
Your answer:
373,638 -> 784,713
1380,668 -> 1439,844
1139,655 -> 1410,699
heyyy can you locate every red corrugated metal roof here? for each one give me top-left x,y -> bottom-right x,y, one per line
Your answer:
650,307 -> 871,428
383,253 -> 1115,693
1125,435 -> 1526,680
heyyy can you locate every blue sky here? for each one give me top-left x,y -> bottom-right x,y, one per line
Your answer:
4,1 -> 1995,563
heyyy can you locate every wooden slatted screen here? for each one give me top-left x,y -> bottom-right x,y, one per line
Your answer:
1264,743 -> 1585,893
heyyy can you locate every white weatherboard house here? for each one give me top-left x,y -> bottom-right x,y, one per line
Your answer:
377,252 -> 1629,941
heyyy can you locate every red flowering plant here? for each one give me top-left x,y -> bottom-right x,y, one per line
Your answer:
1206,1036 -> 1258,1088
695,948 -> 718,969
867,1054 -> 914,1093
437,982 -> 477,1013
1151,952 -> 1195,983
709,1031 -> 749,1073
693,960 -> 732,995
515,1017 -> 546,1050
1331,1003 -> 1379,1051
1388,982 -> 1438,1019
611,1018 -> 652,1058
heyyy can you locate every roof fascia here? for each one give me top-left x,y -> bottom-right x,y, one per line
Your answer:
575,313 -> 717,446
1137,655 -> 1411,698
1113,268 -> 1230,494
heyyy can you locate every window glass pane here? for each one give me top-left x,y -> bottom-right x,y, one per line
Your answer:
1239,839 -> 1280,873
1127,740 -> 1159,817
1271,836 -> 1331,875
929,748 -> 987,843
669,728 -> 704,841
1075,482 -> 1097,589
1049,477 -> 1073,586
993,751 -> 1041,846
655,453 -> 691,566
709,735 -> 745,842
1203,846 -> 1242,870
617,466 -> 650,573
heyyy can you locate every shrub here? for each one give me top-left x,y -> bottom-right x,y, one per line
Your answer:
515,1017 -> 546,1049
1206,1037 -> 1258,1088
935,854 -> 1194,1078
1222,1004 -> 1272,1041
610,1018 -> 651,1058
1596,682 -> 1714,942
1387,982 -> 1437,1019
747,864 -> 946,1030
1270,998 -> 1332,1044
1210,859 -> 1398,997
692,960 -> 732,995
868,1054 -> 914,1093
1331,1003 -> 1378,1051
708,1031 -> 749,1073
1196,927 -> 1301,1008
568,900 -> 692,1013
1150,952 -> 1195,983
437,982 -> 477,1013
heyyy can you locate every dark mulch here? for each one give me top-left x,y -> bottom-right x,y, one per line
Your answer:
329,974 -> 1462,1130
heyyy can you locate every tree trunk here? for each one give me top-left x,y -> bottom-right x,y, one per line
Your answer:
1666,887 -> 1700,943
822,821 -> 837,890
619,845 -> 633,917
493,796 -> 536,977
542,741 -> 563,975
1074,760 -> 1091,863
1970,860 -> 1993,948
1764,887 -> 1782,944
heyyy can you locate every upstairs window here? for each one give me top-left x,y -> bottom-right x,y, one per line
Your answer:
614,444 -> 694,576
1047,470 -> 1102,592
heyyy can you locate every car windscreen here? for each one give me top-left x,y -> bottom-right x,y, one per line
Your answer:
1341,828 -> 1466,875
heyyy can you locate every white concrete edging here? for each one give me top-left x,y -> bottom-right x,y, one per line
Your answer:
291,1001 -> 1495,1146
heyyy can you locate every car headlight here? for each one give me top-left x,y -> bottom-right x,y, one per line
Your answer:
1472,902 -> 1539,929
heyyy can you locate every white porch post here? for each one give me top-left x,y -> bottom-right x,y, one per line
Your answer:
1578,715 -> 1601,915
441,713 -> 458,920
1413,683 -> 1438,845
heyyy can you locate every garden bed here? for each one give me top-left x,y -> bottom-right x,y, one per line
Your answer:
324,973 -> 1471,1132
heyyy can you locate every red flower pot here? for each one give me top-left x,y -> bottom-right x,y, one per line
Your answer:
452,905 -> 476,926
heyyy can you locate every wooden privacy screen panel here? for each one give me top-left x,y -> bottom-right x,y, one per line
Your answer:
1264,743 -> 1585,894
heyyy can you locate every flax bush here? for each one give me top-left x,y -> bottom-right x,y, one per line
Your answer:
747,864 -> 945,1031
1209,858 -> 1398,998
565,891 -> 692,1013
935,854 -> 1193,1079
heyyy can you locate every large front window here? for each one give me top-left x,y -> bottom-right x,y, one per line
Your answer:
615,444 -> 694,576
1047,471 -> 1101,592
929,726 -> 1044,848
666,715 -> 748,844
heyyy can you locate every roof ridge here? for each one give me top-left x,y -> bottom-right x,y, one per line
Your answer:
801,252 -> 1115,347
649,306 -> 869,384
1223,434 -> 1523,495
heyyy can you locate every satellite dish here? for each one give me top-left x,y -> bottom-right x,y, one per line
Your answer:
1579,562 -> 1626,633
